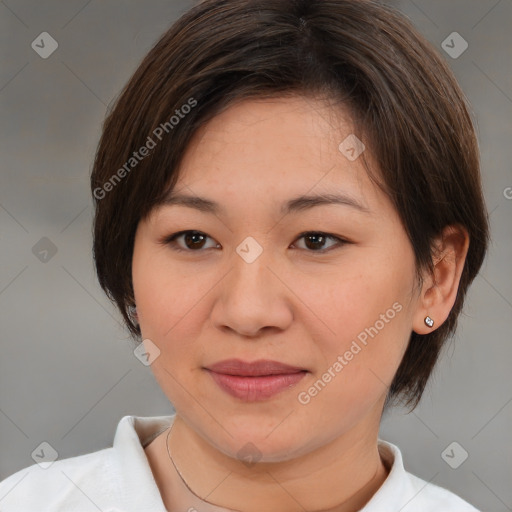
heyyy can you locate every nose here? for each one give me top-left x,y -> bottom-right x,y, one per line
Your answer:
210,246 -> 294,338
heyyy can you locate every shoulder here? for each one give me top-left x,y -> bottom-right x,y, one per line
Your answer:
370,440 -> 480,512
0,448 -> 118,512
405,471 -> 480,511
0,415 -> 170,512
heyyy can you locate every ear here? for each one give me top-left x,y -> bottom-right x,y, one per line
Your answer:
413,224 -> 470,334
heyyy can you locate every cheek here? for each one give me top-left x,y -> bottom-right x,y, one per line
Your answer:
132,246 -> 216,388
297,302 -> 411,435
132,248 -> 205,403
133,243 -> 199,332
303,258 -> 410,344
299,253 -> 414,406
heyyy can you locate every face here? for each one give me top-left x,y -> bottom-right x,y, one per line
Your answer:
132,96 -> 421,463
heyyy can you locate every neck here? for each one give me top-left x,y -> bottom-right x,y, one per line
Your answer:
149,410 -> 390,512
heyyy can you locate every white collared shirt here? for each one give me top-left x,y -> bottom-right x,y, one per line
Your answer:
0,414 -> 480,512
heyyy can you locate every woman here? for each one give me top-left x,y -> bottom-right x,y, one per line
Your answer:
0,0 -> 489,510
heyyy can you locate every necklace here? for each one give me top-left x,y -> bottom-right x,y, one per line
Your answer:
165,421 -> 242,512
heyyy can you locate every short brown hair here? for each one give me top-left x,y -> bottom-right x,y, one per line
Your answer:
90,0 -> 490,412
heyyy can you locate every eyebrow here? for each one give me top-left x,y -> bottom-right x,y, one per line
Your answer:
162,192 -> 371,215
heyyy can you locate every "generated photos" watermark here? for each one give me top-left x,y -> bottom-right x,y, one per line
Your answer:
297,301 -> 403,405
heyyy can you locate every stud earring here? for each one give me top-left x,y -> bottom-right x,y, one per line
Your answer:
424,316 -> 434,328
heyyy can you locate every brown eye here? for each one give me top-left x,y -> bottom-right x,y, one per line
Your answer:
182,231 -> 207,249
164,230 -> 219,252
292,232 -> 347,253
304,233 -> 328,250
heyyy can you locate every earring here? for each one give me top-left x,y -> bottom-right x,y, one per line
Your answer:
424,316 -> 434,328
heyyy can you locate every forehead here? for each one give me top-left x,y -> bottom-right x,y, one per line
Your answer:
168,96 -> 386,215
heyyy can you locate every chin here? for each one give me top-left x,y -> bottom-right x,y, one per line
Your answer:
212,428 -> 308,465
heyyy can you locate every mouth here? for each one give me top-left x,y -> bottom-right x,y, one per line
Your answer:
205,358 -> 307,376
204,359 -> 308,401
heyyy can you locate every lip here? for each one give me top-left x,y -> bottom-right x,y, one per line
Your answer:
204,359 -> 308,402
205,358 -> 306,376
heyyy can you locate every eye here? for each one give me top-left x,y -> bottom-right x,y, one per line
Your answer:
291,231 -> 348,253
161,230 -> 349,254
162,230 -> 219,252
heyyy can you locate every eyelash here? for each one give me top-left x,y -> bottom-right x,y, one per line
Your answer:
160,230 -> 350,254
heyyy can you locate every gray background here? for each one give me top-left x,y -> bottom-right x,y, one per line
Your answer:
0,1 -> 511,510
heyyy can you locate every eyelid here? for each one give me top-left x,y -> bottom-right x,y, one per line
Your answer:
160,230 -> 350,253
160,230 -> 219,252
291,231 -> 350,252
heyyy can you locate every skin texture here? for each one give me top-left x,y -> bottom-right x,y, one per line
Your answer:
133,96 -> 469,512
